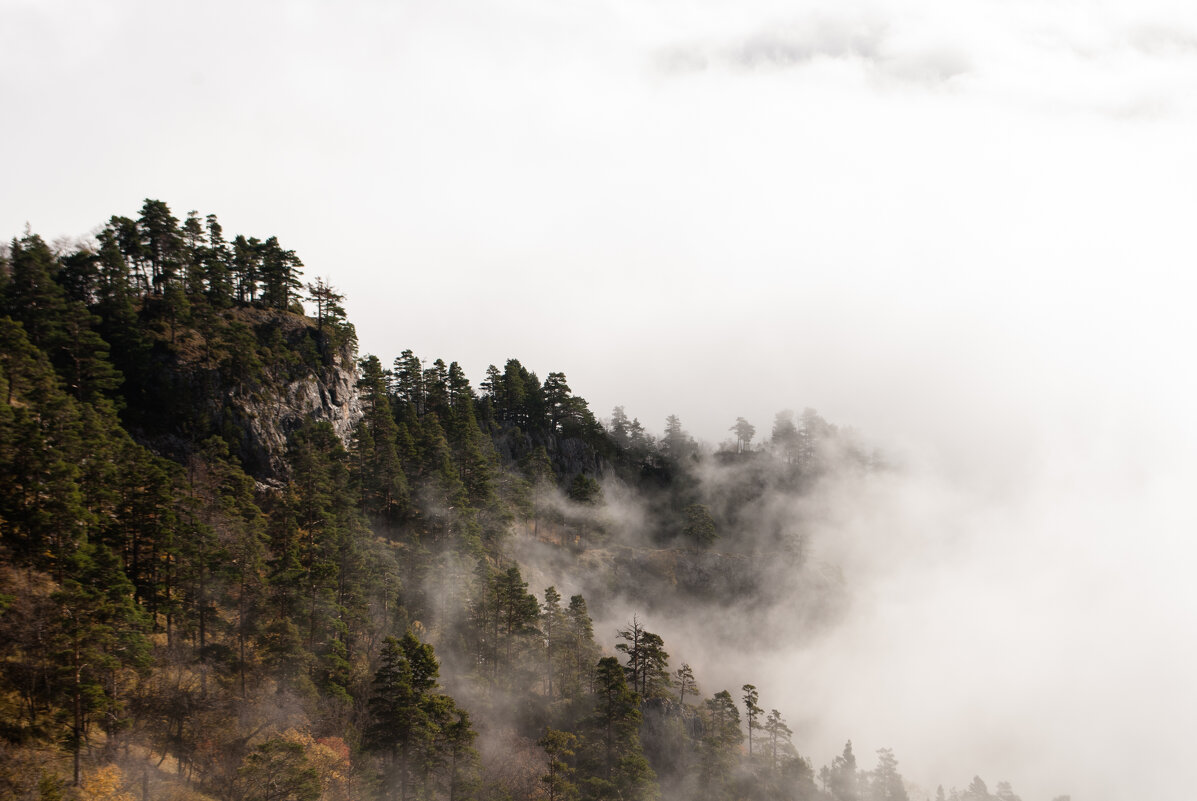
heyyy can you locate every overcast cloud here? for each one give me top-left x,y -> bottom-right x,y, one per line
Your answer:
4,1 -> 1197,798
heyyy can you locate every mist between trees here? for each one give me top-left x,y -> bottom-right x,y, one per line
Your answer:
0,200 -> 1058,801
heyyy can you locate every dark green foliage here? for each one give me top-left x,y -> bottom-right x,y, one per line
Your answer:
365,633 -> 475,801
203,213 -> 234,308
0,202 -> 979,801
539,728 -> 580,801
268,421 -> 373,705
674,664 -> 698,707
580,658 -> 655,801
306,277 -> 353,355
470,566 -> 540,686
189,437 -> 268,695
238,735 -> 321,801
2,233 -> 67,350
259,237 -> 304,312
51,540 -> 150,784
56,301 -> 123,404
699,690 -> 742,800
616,618 -> 670,701
355,355 -> 411,527
0,317 -> 86,572
567,474 -> 602,505
682,504 -> 717,546
137,199 -> 183,294
560,595 -> 601,703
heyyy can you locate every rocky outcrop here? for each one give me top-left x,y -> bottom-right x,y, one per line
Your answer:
222,347 -> 363,482
129,308 -> 363,483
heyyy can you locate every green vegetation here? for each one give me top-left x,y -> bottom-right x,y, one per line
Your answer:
0,201 -> 1035,801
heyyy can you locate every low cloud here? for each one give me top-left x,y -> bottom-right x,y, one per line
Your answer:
655,14 -> 969,86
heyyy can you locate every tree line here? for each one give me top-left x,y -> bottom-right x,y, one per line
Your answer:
0,201 -> 1044,801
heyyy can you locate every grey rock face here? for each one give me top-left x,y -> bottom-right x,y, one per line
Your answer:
131,309 -> 365,483
224,348 -> 363,482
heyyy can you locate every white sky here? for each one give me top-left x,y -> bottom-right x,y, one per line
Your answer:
4,1 -> 1197,798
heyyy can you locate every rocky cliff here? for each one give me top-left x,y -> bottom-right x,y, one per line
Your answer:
221,341 -> 362,482
128,307 -> 363,482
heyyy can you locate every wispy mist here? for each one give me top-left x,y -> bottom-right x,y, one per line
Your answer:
5,1 -> 1197,798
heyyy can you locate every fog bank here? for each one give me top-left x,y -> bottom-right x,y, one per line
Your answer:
5,1 -> 1197,797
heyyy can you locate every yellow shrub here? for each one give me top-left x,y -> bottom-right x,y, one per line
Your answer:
79,765 -> 135,801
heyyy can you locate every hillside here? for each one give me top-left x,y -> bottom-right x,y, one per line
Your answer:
0,201 -> 1036,801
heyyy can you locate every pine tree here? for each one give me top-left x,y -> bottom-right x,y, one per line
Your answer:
869,748 -> 908,801
56,301 -> 123,404
137,199 -> 182,295
542,586 -> 567,699
355,355 -> 410,526
700,690 -> 742,800
962,777 -> 990,801
415,413 -> 480,555
238,735 -> 321,801
3,232 -> 67,351
609,406 -> 630,447
661,415 -> 693,460
993,781 -> 1021,801
617,618 -> 670,700
729,417 -> 755,454
742,684 -> 762,760
771,409 -> 800,464
423,358 -> 450,419
829,741 -> 860,801
93,229 -> 151,409
306,276 -> 346,332
539,728 -> 580,801
763,709 -> 793,773
203,213 -> 234,308
259,236 -> 303,311
392,350 -> 425,416
232,235 -> 261,304
682,504 -> 717,547
0,317 -> 87,573
180,210 -> 207,301
190,437 -> 268,697
563,595 -> 600,701
674,664 -> 698,707
365,633 -> 473,801
52,541 -> 150,785
543,372 -> 572,432
366,634 -> 437,801
584,657 -> 655,801
474,566 -> 540,685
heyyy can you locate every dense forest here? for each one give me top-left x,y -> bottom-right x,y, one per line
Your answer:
0,201 -> 1060,801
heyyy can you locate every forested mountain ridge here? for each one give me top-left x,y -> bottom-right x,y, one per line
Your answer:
0,201 -> 1051,801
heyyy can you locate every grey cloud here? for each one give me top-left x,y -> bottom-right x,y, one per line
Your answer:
655,16 -> 970,86
730,19 -> 887,68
